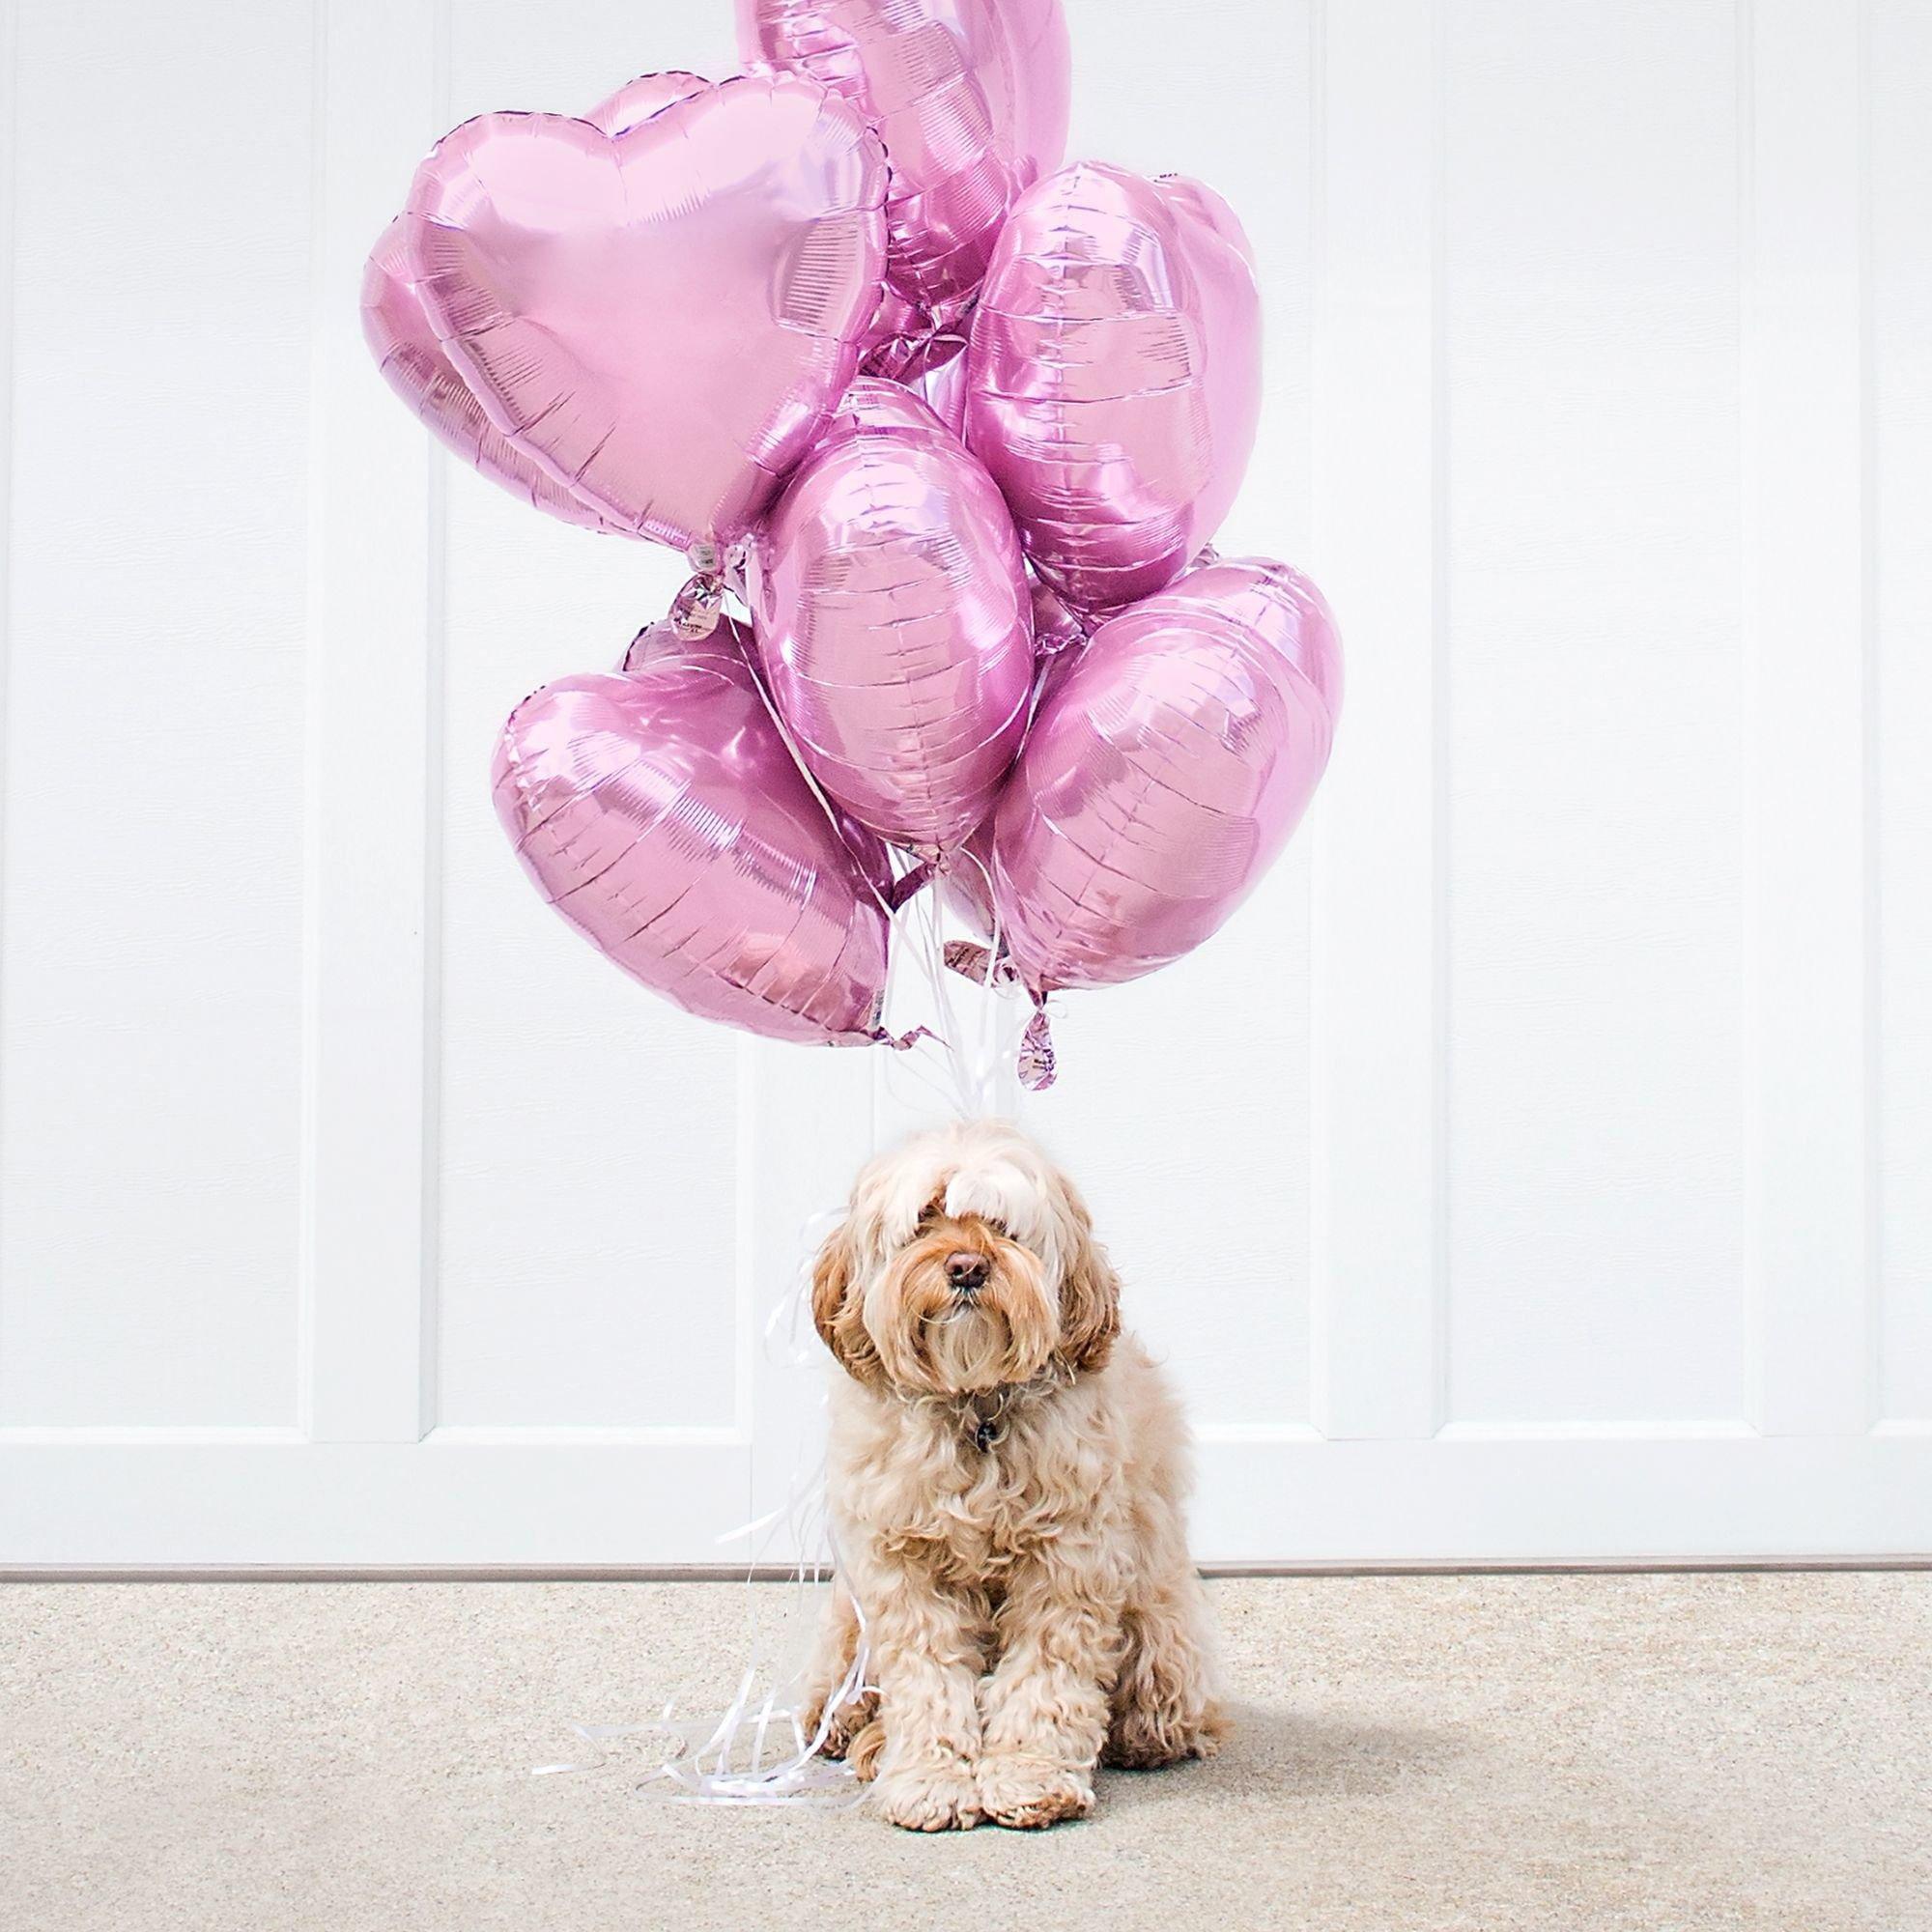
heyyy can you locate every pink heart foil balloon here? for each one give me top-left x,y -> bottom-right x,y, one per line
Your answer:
404,72 -> 889,552
584,71 -> 710,138
989,557 -> 1342,993
359,73 -> 708,535
747,378 -> 1036,858
493,651 -> 893,1045
939,576 -> 1089,938
620,613 -> 899,908
964,162 -> 1263,614
361,218 -> 628,535
620,613 -> 749,675
740,0 -> 1070,368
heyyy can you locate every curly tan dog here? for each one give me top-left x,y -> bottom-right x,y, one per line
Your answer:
802,1120 -> 1226,1832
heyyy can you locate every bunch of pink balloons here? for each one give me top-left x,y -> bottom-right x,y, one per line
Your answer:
365,0 -> 1342,1086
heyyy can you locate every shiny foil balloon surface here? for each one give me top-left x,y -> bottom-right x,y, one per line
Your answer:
361,218 -> 626,534
360,74 -> 707,535
856,286 -> 969,384
964,162 -> 1263,614
403,72 -> 889,552
938,576 -> 1086,937
620,614 -> 900,907
748,379 -> 1035,857
912,348 -> 970,436
621,613 -> 748,673
584,70 -> 710,137
990,557 -> 1342,993
739,0 -> 1070,365
1029,574 -> 1090,668
493,652 -> 892,1044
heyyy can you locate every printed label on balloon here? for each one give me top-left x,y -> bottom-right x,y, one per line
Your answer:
989,557 -> 1342,994
493,652 -> 894,1046
964,163 -> 1262,615
403,73 -> 889,553
747,379 -> 1037,859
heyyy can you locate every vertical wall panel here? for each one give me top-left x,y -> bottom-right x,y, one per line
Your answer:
1871,0 -> 1932,1425
301,0 -> 442,1443
1020,0 -> 1317,1432
1306,0 -> 1445,1441
1743,0 -> 1874,1437
0,0 -> 315,1426
1440,0 -> 1747,1425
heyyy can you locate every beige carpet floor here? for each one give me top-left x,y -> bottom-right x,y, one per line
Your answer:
2,1575 -> 1927,1931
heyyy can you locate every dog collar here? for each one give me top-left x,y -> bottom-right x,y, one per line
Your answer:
964,1380 -> 1041,1453
910,1378 -> 1057,1453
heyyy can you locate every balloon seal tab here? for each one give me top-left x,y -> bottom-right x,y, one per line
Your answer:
942,939 -> 1021,991
1016,1007 -> 1056,1093
668,571 -> 727,640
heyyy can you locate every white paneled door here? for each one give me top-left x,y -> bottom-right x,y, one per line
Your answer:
1,0 -> 1927,1568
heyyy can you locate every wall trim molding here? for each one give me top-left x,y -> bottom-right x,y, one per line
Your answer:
4,1558 -> 1927,1585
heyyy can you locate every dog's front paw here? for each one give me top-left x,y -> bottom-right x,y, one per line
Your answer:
976,1752 -> 1094,1831
846,1716 -> 886,1782
808,1690 -> 880,1761
870,1761 -> 982,1833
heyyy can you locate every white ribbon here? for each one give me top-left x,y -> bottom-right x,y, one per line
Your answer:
534,1209 -> 877,1808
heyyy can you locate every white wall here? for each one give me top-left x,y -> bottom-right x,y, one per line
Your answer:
0,0 -> 1926,1567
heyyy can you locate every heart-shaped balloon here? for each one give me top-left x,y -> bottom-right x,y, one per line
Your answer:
747,379 -> 1036,857
740,0 -> 1070,368
964,162 -> 1262,614
989,557 -> 1342,992
361,218 -> 627,534
938,576 -> 1088,937
584,71 -> 711,139
493,651 -> 893,1045
404,72 -> 889,552
620,612 -> 900,908
360,74 -> 709,535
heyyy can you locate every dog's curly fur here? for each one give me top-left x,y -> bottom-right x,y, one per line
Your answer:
803,1120 -> 1226,1832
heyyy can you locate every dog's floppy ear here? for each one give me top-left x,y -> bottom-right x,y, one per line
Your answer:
1055,1183 -> 1121,1377
810,1218 -> 885,1388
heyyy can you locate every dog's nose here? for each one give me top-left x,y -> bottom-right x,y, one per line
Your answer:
946,1251 -> 990,1293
